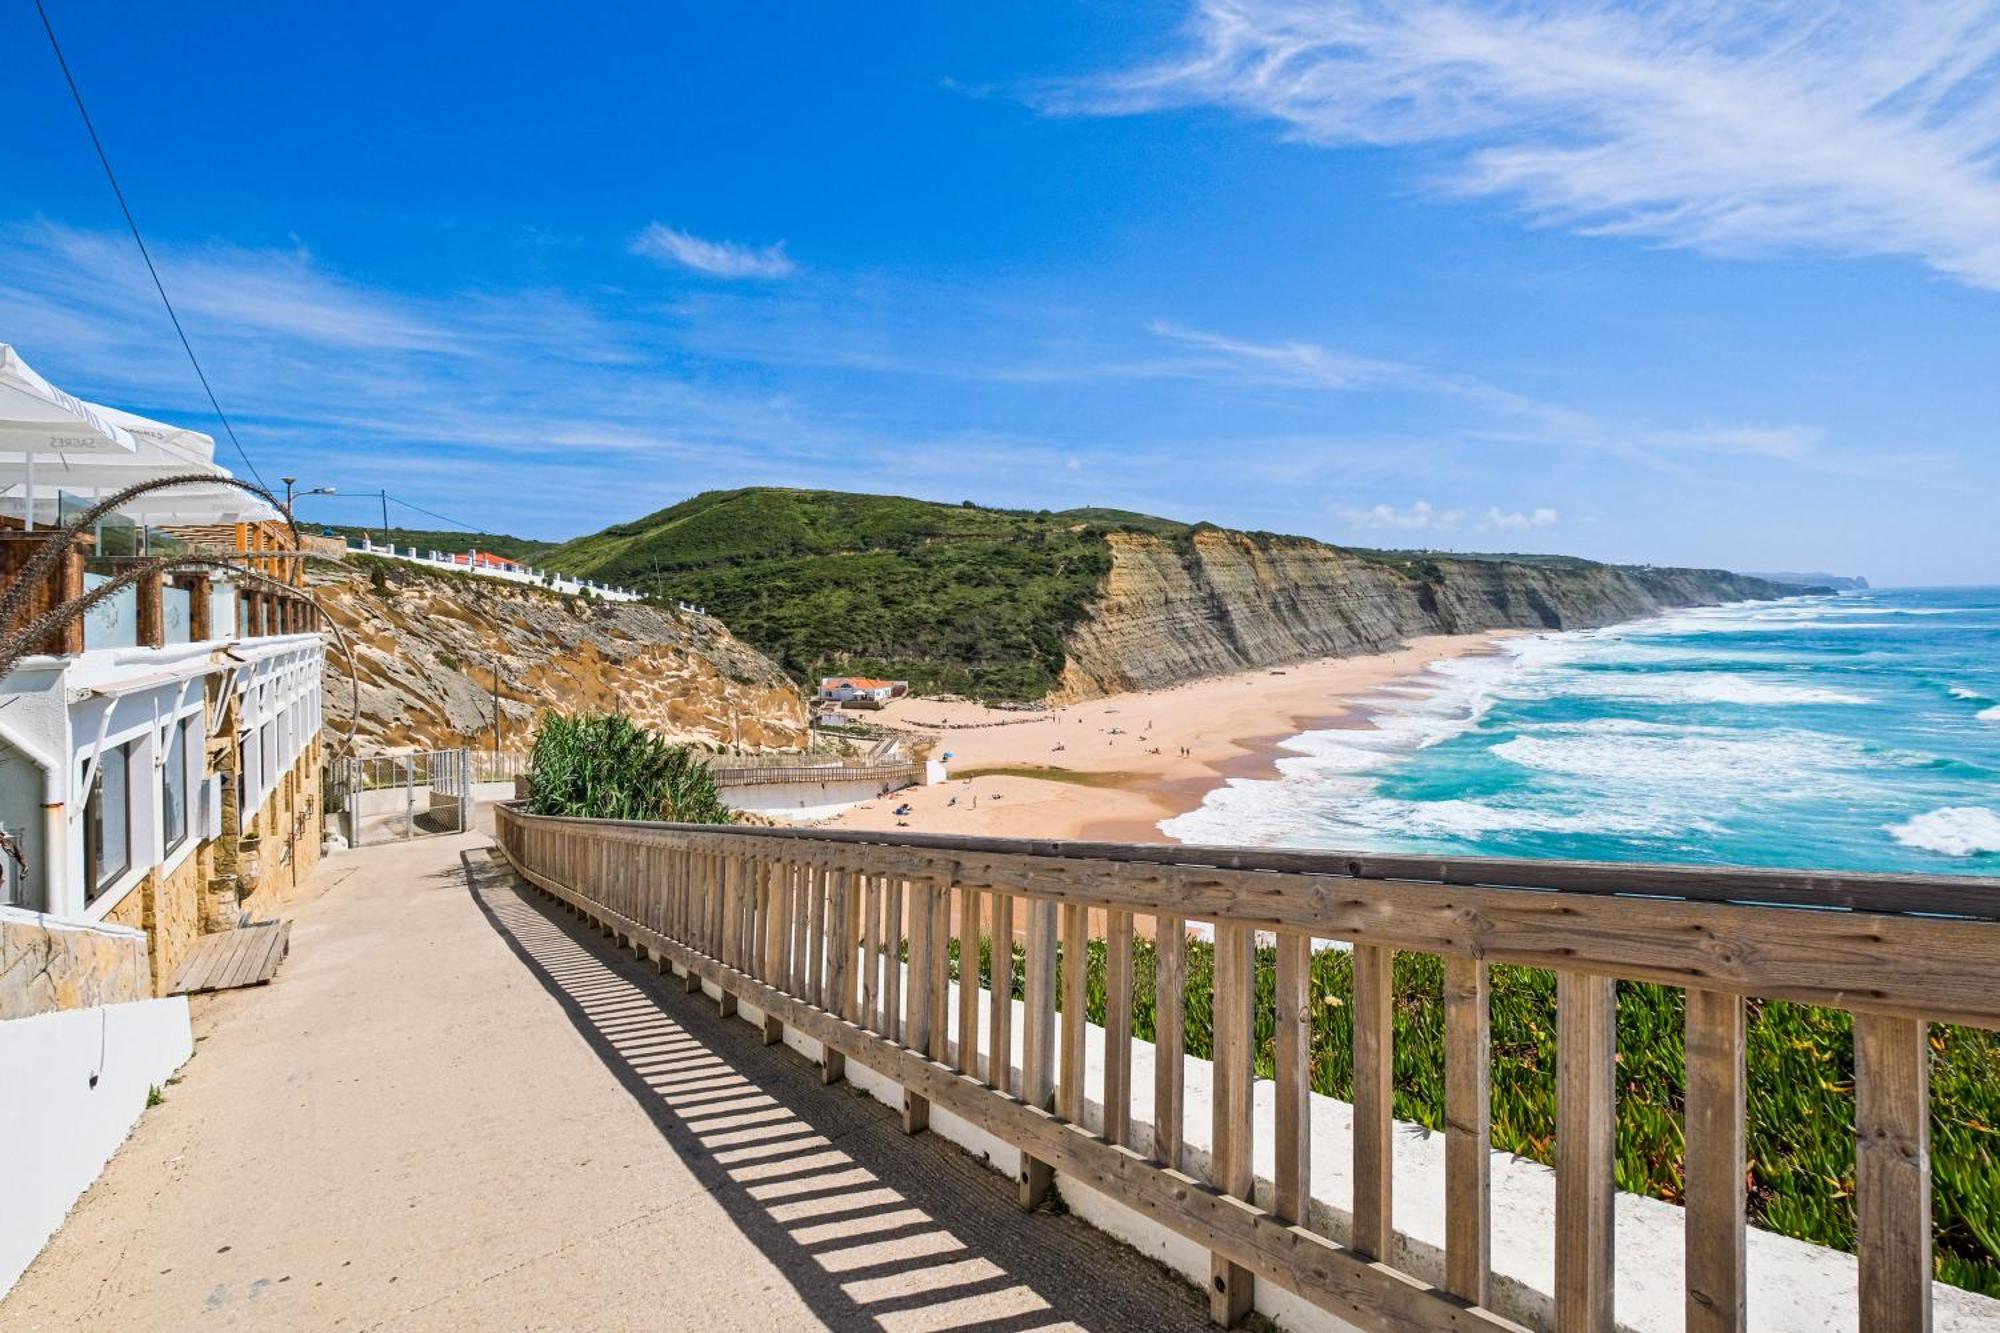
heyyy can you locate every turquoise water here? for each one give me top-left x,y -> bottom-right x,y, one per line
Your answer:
1163,588 -> 2000,874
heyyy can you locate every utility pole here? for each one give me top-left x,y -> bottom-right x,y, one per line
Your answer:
379,489 -> 390,547
491,655 -> 503,754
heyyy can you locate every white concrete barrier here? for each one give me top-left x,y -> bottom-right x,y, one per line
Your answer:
0,997 -> 193,1297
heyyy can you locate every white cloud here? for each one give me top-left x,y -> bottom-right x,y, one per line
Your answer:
632,223 -> 796,279
1046,1 -> 2000,290
1338,499 -> 1463,531
1484,506 -> 1558,531
1154,319 -> 1834,467
1146,319 -> 1406,389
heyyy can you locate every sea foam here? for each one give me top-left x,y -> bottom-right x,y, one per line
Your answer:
1887,807 -> 2000,857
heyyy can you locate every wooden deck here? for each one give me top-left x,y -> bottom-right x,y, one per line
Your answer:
168,920 -> 291,995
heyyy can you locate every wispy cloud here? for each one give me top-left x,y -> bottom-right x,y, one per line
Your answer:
1042,1 -> 2000,290
633,223 -> 797,279
1145,319 -> 1406,389
1485,505 -> 1558,531
1338,499 -> 1463,531
1152,318 -> 1832,467
1337,499 -> 1557,535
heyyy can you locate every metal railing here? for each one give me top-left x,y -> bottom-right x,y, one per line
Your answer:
492,807 -> 2000,1333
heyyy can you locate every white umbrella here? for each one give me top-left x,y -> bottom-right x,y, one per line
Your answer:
112,483 -> 281,525
91,403 -> 216,468
0,344 -> 138,530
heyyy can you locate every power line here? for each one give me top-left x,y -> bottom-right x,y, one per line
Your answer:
388,493 -> 506,536
33,0 -> 269,491
301,489 -> 506,538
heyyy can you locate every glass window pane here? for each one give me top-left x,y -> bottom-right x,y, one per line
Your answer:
85,743 -> 130,901
163,720 -> 189,851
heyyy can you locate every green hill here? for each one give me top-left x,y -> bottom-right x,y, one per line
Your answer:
543,488 -> 1178,698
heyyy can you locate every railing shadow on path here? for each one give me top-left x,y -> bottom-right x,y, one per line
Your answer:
454,848 -> 1211,1333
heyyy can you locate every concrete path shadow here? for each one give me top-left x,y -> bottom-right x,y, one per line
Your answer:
460,846 -> 1212,1333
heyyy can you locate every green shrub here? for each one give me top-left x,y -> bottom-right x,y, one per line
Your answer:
525,713 -> 732,824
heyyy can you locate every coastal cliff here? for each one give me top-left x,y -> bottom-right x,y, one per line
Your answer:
540,487 -> 1818,705
309,557 -> 809,753
1055,530 -> 1807,699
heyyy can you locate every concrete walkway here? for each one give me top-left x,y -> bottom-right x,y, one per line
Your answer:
0,827 -> 1210,1332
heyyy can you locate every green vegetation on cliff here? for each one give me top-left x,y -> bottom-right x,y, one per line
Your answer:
543,487 -> 1803,703
544,488 -> 1160,699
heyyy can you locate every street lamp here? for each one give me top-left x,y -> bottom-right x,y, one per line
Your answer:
280,476 -> 338,520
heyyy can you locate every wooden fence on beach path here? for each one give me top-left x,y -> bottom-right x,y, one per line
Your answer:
493,805 -> 2000,1333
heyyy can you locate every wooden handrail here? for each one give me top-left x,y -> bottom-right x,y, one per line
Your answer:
493,806 -> 1997,1333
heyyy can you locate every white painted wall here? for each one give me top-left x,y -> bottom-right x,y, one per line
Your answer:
0,996 -> 194,1298
721,777 -> 912,822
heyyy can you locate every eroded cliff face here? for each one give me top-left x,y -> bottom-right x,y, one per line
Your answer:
310,559 -> 808,753
1055,530 -> 1802,700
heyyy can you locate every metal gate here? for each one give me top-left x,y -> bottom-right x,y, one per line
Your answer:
327,748 -> 472,846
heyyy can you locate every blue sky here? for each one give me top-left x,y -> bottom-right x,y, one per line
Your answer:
2,1 -> 1997,585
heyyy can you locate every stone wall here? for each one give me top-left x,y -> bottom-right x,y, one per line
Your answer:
102,849 -> 208,998
239,737 -> 325,921
90,732 -> 325,999
0,910 -> 151,1020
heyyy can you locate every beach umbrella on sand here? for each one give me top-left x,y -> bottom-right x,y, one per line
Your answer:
0,344 -> 138,529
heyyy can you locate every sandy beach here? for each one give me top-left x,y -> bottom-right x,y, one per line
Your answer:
823,633 -> 1511,845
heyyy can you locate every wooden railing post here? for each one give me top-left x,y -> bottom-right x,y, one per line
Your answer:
1352,943 -> 1395,1262
1855,1013 -> 1931,1333
1058,903 -> 1088,1125
1019,898 -> 1058,1208
860,871 -> 881,1033
1685,988 -> 1746,1333
759,860 -> 785,1044
988,892 -> 1014,1094
903,875 -> 935,1133
1210,921 -> 1254,1326
1444,956 -> 1493,1307
1154,916 -> 1186,1172
1556,971 -> 1617,1332
957,886 -> 982,1076
927,881 -> 950,1064
881,876 -> 903,1044
821,867 -> 849,1083
1103,909 -> 1134,1148
1274,931 -> 1311,1225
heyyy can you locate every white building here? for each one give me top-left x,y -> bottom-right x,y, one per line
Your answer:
815,675 -> 908,709
0,346 -> 329,1294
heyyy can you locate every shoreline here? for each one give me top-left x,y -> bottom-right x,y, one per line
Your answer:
820,632 -> 1515,845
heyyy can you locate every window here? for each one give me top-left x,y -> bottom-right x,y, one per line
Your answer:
261,721 -> 278,801
163,718 -> 191,853
83,742 -> 132,901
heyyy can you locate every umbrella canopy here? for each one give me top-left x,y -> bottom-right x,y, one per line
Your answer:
91,403 -> 217,467
109,482 -> 281,525
0,344 -> 138,456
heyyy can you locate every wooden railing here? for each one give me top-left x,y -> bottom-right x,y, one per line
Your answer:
492,806 -> 2000,1333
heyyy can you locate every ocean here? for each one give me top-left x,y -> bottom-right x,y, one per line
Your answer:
1162,587 -> 2000,875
